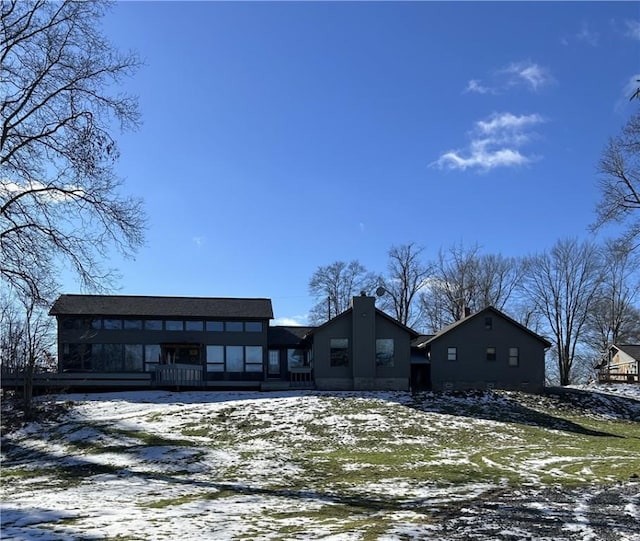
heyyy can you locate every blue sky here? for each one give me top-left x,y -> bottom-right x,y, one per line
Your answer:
68,1 -> 639,325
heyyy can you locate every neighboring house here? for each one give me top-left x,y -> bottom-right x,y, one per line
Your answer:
415,306 -> 551,393
17,294 -> 550,393
596,344 -> 640,384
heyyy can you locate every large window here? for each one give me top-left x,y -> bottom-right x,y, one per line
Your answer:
287,349 -> 306,369
103,319 -> 122,330
226,345 -> 244,371
102,344 -> 123,371
124,344 -> 143,371
246,346 -> 263,373
376,339 -> 394,367
61,343 -> 93,370
447,347 -> 457,361
145,345 -> 161,370
508,347 -> 519,366
330,338 -> 349,367
206,345 -> 224,372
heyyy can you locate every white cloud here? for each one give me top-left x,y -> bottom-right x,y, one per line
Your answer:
625,20 -> 640,40
503,62 -> 552,91
432,112 -> 545,173
1,178 -> 85,203
575,21 -> 599,46
464,79 -> 493,95
192,236 -> 205,248
272,316 -> 307,327
465,61 -> 552,95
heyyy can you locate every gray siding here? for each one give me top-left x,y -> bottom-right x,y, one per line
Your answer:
429,311 -> 545,393
313,296 -> 412,391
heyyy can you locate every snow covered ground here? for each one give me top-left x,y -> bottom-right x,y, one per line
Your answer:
1,385 -> 639,540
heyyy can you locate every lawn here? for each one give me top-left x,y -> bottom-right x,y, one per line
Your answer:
1,385 -> 639,540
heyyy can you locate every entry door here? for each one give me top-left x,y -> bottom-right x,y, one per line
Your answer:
268,350 -> 281,378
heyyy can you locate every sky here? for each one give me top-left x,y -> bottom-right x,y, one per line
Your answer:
63,1 -> 640,325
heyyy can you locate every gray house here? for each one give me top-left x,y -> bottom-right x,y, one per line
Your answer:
310,295 -> 419,391
417,306 -> 551,393
34,294 -> 549,393
50,295 -> 274,387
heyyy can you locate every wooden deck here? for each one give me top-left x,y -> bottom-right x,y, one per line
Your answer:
597,373 -> 639,384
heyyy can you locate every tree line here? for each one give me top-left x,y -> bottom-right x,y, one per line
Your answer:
307,239 -> 640,385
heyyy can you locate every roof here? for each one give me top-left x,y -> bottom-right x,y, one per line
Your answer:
306,306 -> 420,339
411,334 -> 435,348
611,344 -> 640,360
268,326 -> 314,347
419,306 -> 552,348
49,295 -> 274,319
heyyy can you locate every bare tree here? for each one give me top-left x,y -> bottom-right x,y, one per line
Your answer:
585,240 -> 640,353
419,242 -> 522,331
522,239 -> 604,386
1,0 -> 145,302
308,260 -> 378,324
0,292 -> 55,419
379,243 -> 431,328
591,111 -> 640,248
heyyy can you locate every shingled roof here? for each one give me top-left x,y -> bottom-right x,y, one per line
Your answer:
49,295 -> 274,319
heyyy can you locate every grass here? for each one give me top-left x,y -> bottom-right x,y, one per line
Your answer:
2,389 -> 639,539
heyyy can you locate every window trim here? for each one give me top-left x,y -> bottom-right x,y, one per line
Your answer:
447,347 -> 457,361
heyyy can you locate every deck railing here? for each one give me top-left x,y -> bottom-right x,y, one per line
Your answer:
597,372 -> 639,384
154,364 -> 203,387
289,367 -> 314,387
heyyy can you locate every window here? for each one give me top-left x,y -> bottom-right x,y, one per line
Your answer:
206,345 -> 224,372
101,344 -> 123,371
226,345 -> 244,371
103,319 -> 122,330
90,318 -> 102,330
246,346 -> 263,372
268,350 -> 280,375
123,319 -> 142,330
509,347 -> 519,366
376,339 -> 394,367
287,349 -> 306,369
61,343 -> 93,370
330,338 -> 349,367
245,321 -> 263,332
485,317 -> 493,330
225,321 -> 243,332
145,320 -> 162,330
165,320 -> 183,331
447,347 -> 457,361
124,344 -> 143,371
486,347 -> 496,361
206,321 -> 223,332
145,345 -> 161,370
185,320 -> 204,331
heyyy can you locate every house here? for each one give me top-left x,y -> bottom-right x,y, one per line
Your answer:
415,306 -> 551,393
596,344 -> 640,384
12,294 -> 549,393
49,295 -> 274,388
308,294 -> 419,391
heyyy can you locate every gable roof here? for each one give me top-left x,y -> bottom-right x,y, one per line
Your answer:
49,295 -> 274,319
611,344 -> 640,360
306,306 -> 420,339
419,306 -> 551,348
